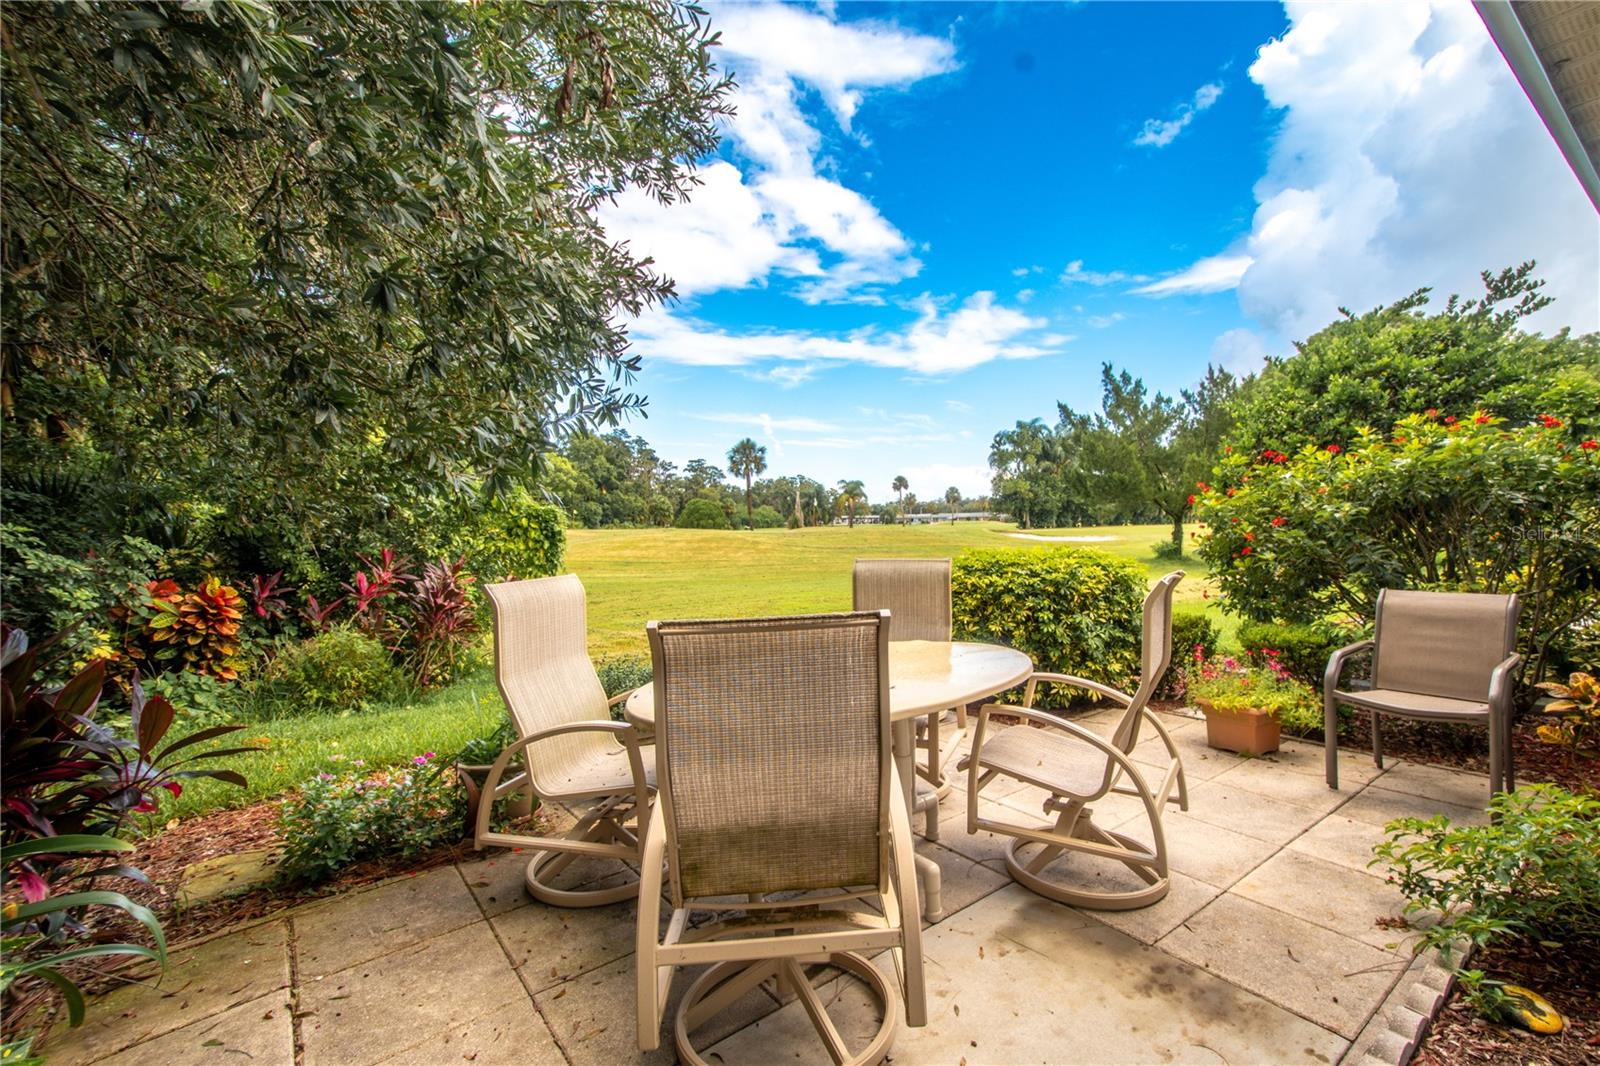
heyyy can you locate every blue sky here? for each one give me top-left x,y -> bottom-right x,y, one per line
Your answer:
600,1 -> 1600,502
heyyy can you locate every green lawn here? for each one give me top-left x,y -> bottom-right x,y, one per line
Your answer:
569,521 -> 1219,657
168,522 -> 1225,821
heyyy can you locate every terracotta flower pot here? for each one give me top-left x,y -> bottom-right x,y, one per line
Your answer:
1194,698 -> 1281,756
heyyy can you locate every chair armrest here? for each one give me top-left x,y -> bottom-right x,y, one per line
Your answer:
1488,653 -> 1522,712
1024,672 -> 1133,708
474,720 -> 650,846
1323,640 -> 1374,697
608,686 -> 644,709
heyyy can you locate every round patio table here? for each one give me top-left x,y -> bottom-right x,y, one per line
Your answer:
623,639 -> 1033,921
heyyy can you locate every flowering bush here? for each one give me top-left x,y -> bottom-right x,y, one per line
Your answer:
1534,671 -> 1600,759
1185,647 -> 1323,733
276,753 -> 467,884
1197,410 -> 1600,681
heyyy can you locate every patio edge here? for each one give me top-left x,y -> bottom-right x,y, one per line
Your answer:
1340,938 -> 1469,1066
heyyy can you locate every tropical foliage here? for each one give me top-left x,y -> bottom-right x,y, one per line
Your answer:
1534,671 -> 1600,758
1196,410 -> 1600,680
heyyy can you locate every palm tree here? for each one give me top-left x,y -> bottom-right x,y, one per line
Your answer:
837,479 -> 866,528
945,486 -> 962,512
891,475 -> 908,521
726,438 -> 767,530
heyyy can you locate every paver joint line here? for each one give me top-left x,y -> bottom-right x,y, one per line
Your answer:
286,914 -> 306,1066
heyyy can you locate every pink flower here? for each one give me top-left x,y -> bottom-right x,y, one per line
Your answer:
18,868 -> 48,903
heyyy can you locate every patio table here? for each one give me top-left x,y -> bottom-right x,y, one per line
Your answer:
623,639 -> 1033,921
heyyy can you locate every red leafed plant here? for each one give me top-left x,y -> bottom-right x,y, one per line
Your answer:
405,556 -> 477,689
248,571 -> 294,626
299,593 -> 346,633
343,548 -> 414,644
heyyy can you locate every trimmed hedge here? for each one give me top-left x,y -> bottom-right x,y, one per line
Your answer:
952,548 -> 1146,705
454,491 -> 566,582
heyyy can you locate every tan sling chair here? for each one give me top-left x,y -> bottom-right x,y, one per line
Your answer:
636,611 -> 926,1066
960,572 -> 1188,910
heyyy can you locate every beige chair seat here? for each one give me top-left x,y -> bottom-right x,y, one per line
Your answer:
545,744 -> 658,801
1333,688 -> 1488,721
973,726 -> 1111,799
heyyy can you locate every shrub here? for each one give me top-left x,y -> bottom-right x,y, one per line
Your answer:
1533,671 -> 1600,759
1151,539 -> 1186,561
405,557 -> 478,690
252,625 -> 407,716
1187,650 -> 1323,733
1156,611 -> 1221,700
597,654 -> 652,719
1373,785 -> 1600,959
453,492 -> 566,582
115,576 -> 247,681
1197,411 -> 1600,681
1237,621 -> 1354,689
952,548 -> 1145,704
750,505 -> 785,529
143,670 -> 238,728
276,754 -> 466,883
675,498 -> 730,529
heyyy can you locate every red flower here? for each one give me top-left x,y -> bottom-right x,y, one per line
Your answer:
1444,415 -> 1458,425
1326,444 -> 1340,455
1425,408 -> 1438,418
1271,516 -> 1286,527
1473,412 -> 1491,424
1186,494 -> 1196,505
1224,445 -> 1232,454
1241,546 -> 1252,556
1244,531 -> 1255,542
1539,414 -> 1563,428
1581,440 -> 1598,451
1196,481 -> 1210,493
1225,487 -> 1236,497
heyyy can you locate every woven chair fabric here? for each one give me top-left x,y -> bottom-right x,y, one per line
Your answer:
852,559 -> 952,642
652,613 -> 886,899
1107,572 -> 1182,755
1373,590 -> 1517,702
1334,688 -> 1489,720
487,576 -> 617,794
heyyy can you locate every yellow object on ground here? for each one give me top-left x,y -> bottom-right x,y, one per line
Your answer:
1499,985 -> 1565,1034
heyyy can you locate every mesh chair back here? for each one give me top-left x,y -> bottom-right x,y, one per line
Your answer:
852,559 -> 952,642
485,575 -> 614,794
1108,571 -> 1184,755
648,612 -> 891,901
1372,589 -> 1519,701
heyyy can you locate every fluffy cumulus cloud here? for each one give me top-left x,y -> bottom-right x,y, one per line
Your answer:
1134,81 -> 1225,147
1231,1 -> 1598,340
598,5 -> 953,307
628,291 -> 1062,377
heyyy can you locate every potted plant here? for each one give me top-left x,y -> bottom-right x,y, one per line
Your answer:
1187,648 -> 1319,756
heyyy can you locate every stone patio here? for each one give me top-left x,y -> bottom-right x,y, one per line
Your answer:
43,709 -> 1491,1066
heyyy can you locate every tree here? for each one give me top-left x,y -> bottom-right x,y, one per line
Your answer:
675,498 -> 730,530
726,439 -> 768,530
892,475 -> 909,511
945,487 -> 962,511
1226,265 -> 1598,457
0,2 -> 731,569
836,480 -> 866,528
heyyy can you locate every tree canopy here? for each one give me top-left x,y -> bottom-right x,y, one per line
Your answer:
2,0 -> 731,567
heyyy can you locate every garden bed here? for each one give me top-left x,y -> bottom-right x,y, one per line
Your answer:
1340,712 -> 1600,796
1415,941 -> 1600,1066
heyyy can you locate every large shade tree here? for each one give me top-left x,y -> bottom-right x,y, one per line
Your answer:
1,1 -> 731,568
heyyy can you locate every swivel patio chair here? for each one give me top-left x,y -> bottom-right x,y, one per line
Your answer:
853,558 -> 957,837
959,572 -> 1188,910
1324,589 -> 1521,803
637,611 -> 926,1066
471,574 -> 653,907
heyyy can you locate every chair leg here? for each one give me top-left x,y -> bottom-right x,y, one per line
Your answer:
1488,713 -> 1505,801
1323,692 -> 1341,790
526,803 -> 643,908
1371,711 -> 1384,769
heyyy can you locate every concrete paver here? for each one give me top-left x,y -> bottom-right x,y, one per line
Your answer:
45,730 -> 1495,1066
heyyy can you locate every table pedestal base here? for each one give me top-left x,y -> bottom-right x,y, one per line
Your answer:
893,718 -> 942,922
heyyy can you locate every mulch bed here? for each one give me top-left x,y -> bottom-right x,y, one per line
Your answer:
1338,711 -> 1600,795
1414,941 -> 1600,1066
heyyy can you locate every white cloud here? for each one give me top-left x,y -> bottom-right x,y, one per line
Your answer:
1229,1 -> 1598,340
945,399 -> 973,413
599,5 -> 952,306
691,412 -> 840,433
1210,328 -> 1272,375
1133,254 -> 1255,297
627,291 -> 1061,377
1060,259 -> 1150,286
1086,311 -> 1127,328
1134,81 -> 1225,147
